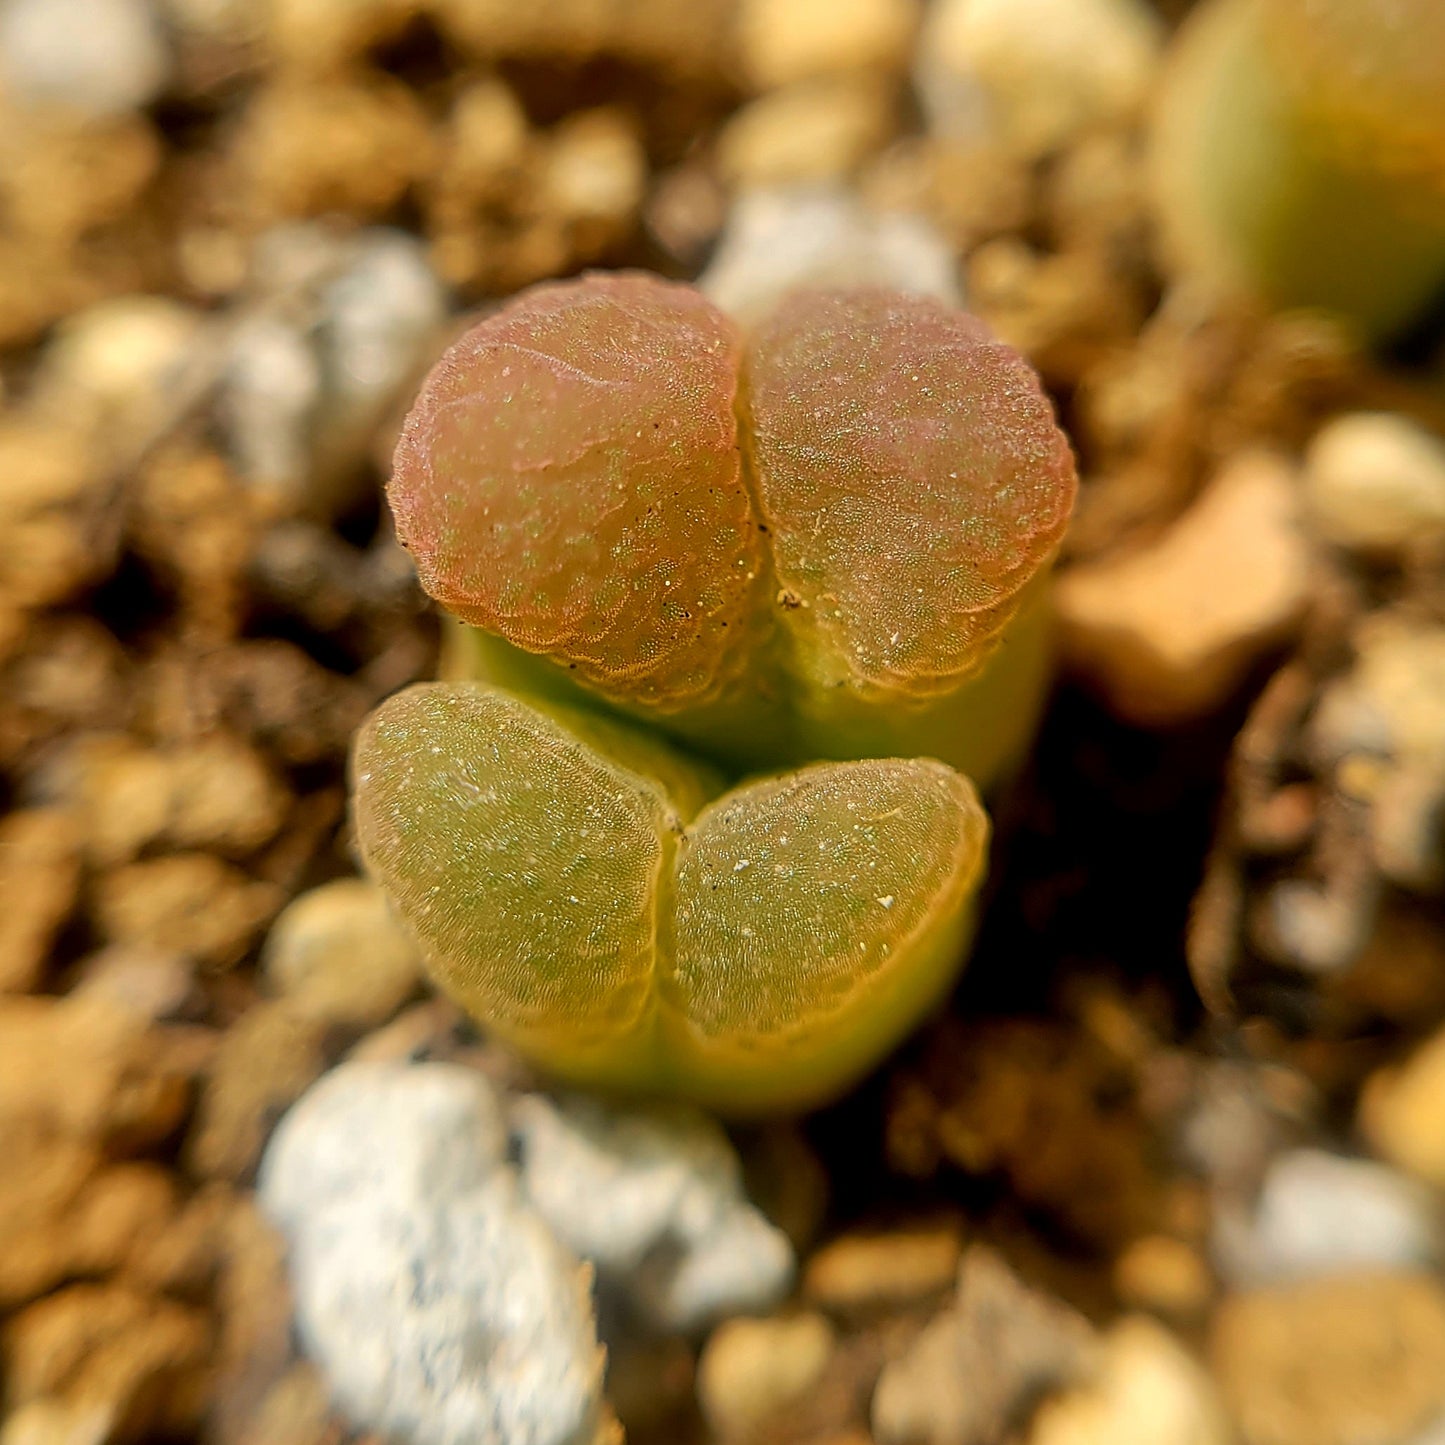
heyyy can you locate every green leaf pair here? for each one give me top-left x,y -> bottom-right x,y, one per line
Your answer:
355,684 -> 988,1112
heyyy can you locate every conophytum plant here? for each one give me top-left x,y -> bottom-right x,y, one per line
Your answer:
354,274 -> 1076,1112
1153,0 -> 1445,340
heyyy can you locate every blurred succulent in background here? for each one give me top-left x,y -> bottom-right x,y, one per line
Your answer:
354,273 -> 1076,1110
1152,0 -> 1445,340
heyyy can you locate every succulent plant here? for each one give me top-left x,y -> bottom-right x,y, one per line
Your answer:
1152,0 -> 1445,340
355,273 -> 1075,1110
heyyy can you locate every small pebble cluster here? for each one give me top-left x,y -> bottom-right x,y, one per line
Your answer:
3,1 -> 1445,1445
259,1063 -> 793,1443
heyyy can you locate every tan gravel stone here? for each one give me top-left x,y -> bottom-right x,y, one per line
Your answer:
1359,1023 -> 1445,1190
0,1127 -> 100,1308
1113,1234 -> 1213,1318
266,0 -> 417,71
0,420 -> 108,612
0,995 -> 190,1147
263,877 -> 419,1027
3,1284 -> 212,1440
127,1182 -> 238,1296
718,77 -> 896,186
210,1198 -> 308,1444
698,1312 -> 837,1439
872,1247 -> 1098,1445
1029,1316 -> 1231,1445
0,1398 -> 115,1445
917,0 -> 1161,157
1211,1271 -> 1445,1445
0,808 -> 80,993
229,1361 -> 338,1445
93,853 -> 283,968
803,1224 -> 963,1314
540,109 -> 647,229
1303,412 -> 1445,555
235,73 -> 433,221
29,295 -> 205,454
431,0 -> 737,74
186,1000 -> 331,1180
737,0 -> 920,88
1057,451 -> 1312,725
166,736 -> 290,856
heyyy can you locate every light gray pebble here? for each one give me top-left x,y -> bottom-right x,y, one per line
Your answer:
0,0 -> 169,115
308,229 -> 447,502
221,225 -> 446,516
219,313 -> 321,511
511,1092 -> 795,1332
700,186 -> 960,326
1215,1148 -> 1440,1287
261,1061 -> 508,1228
287,1184 -> 603,1445
317,229 -> 447,419
1261,877 -> 1380,977
633,1205 -> 796,1334
260,1062 -> 607,1445
1176,1063 -> 1283,1191
248,220 -> 347,295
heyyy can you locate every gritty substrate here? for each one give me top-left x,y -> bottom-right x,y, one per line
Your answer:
4,1 -> 1445,1444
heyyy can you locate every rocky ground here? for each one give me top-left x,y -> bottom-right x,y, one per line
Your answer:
3,0 -> 1445,1443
